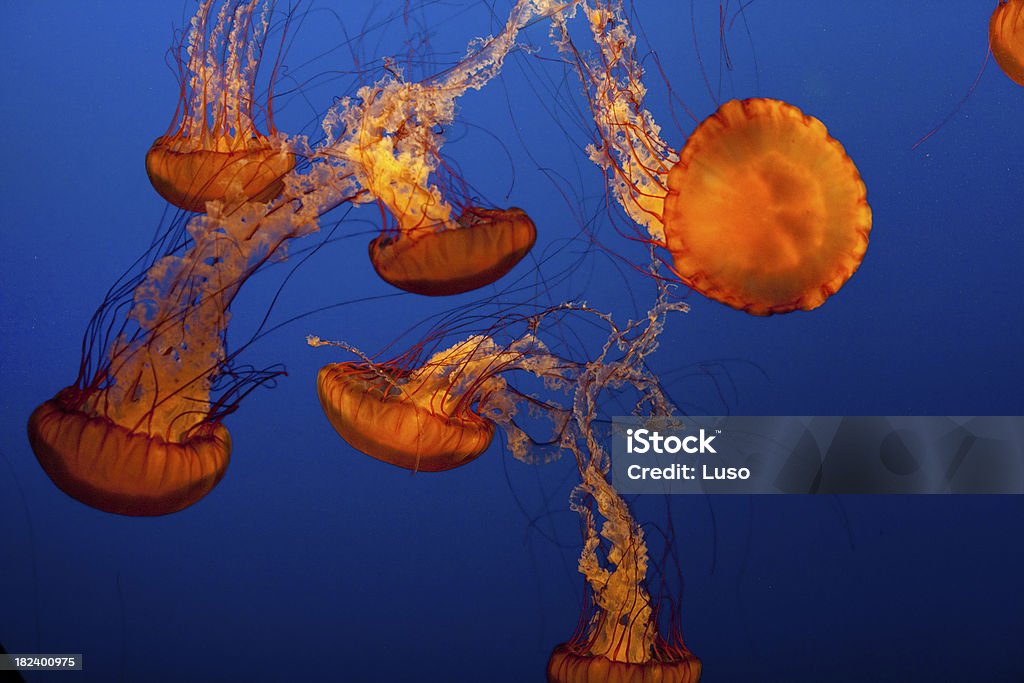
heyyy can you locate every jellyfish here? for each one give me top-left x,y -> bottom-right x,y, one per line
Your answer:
28,0 -> 576,515
316,358 -> 494,472
550,0 -> 871,315
539,291 -> 700,683
310,331 -> 568,472
145,0 -> 295,212
24,193 -> 339,516
548,462 -> 701,683
319,26 -> 547,295
991,0 -> 1024,86
663,98 -> 871,315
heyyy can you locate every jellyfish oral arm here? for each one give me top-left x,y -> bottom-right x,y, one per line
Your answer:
328,82 -> 455,235
178,0 -> 274,146
92,200 -> 321,441
574,464 -> 657,663
550,1 -> 677,241
320,0 -> 581,237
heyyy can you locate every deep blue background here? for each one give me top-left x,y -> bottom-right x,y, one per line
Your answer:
2,2 -> 1023,681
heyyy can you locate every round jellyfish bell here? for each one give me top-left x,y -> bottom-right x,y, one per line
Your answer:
145,0 -> 295,212
991,0 -> 1024,86
663,98 -> 871,316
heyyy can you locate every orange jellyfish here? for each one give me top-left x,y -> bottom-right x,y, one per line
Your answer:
145,0 -> 295,212
546,479 -> 702,683
315,358 -> 494,473
311,332 -> 564,472
28,389 -> 231,517
545,453 -> 701,683
663,98 -> 871,316
321,31 -> 544,296
550,1 -> 871,315
537,293 -> 699,683
25,197 -> 322,516
991,0 -> 1024,85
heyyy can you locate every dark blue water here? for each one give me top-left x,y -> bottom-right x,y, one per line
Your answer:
1,2 -> 1022,681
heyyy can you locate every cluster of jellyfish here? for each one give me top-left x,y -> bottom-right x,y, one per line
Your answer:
26,0 -> 1023,679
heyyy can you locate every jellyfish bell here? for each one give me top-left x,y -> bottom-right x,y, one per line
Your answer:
145,0 -> 296,212
311,317 -> 573,472
315,335 -> 503,473
368,206 -> 537,296
146,135 -> 294,214
548,642 -> 700,683
316,361 -> 495,472
28,387 -> 230,516
991,0 -> 1024,86
314,334 -> 545,472
663,98 -> 871,316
